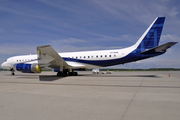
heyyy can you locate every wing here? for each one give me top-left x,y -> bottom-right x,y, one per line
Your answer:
140,42 -> 178,55
37,45 -> 71,69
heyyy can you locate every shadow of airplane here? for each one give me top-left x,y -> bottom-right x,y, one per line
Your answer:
38,74 -> 160,81
78,74 -> 160,78
39,75 -> 66,81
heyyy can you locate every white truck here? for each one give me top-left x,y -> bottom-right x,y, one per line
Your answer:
92,68 -> 100,74
92,68 -> 111,74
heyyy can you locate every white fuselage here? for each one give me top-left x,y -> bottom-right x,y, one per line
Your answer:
1,45 -> 135,70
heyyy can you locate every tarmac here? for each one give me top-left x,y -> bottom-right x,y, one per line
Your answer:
0,71 -> 180,120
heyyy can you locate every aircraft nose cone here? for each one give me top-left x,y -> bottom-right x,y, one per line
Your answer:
1,62 -> 5,69
1,62 -> 9,70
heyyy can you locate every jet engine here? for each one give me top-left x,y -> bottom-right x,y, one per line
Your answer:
13,63 -> 42,73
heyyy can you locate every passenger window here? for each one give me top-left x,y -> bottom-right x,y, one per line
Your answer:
101,55 -> 102,58
88,56 -> 90,58
105,55 -> 107,57
96,55 -> 98,58
84,56 -> 86,58
76,57 -> 78,59
109,55 -> 111,57
114,55 -> 116,57
91,56 -> 93,58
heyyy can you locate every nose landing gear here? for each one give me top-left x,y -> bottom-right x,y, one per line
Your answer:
10,68 -> 15,75
11,72 -> 15,75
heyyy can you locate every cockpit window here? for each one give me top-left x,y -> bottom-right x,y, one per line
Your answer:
5,60 -> 7,62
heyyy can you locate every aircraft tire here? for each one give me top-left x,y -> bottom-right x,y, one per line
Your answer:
74,72 -> 78,76
68,72 -> 73,76
57,72 -> 62,76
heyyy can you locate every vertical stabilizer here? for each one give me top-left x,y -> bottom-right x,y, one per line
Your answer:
135,17 -> 165,51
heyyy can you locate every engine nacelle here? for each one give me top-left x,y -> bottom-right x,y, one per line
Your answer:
13,63 -> 42,73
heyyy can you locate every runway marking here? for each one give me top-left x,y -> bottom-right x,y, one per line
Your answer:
120,78 -> 144,120
0,81 -> 180,89
4,88 -> 18,92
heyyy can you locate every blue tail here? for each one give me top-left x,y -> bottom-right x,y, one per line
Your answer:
136,17 -> 165,51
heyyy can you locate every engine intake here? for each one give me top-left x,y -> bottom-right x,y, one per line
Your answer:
13,63 -> 42,73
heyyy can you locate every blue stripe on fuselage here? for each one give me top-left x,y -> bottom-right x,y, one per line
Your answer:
63,50 -> 165,67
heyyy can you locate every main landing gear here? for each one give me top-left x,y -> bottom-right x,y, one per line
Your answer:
56,70 -> 78,77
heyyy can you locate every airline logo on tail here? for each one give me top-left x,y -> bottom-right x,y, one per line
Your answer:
137,17 -> 165,51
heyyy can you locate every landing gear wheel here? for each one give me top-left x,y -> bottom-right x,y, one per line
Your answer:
11,72 -> 15,75
57,72 -> 62,76
57,71 -> 78,77
68,72 -> 73,76
10,69 -> 15,76
63,72 -> 67,77
73,72 -> 78,76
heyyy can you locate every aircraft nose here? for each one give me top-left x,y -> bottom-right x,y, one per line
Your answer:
1,62 -> 5,69
1,62 -> 9,70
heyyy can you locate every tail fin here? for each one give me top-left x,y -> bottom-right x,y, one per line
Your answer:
135,17 -> 165,51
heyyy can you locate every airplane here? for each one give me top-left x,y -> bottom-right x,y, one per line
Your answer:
1,17 -> 177,76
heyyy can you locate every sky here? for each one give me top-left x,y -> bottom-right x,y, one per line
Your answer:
0,0 -> 180,69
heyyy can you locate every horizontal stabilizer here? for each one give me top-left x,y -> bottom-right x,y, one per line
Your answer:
140,42 -> 178,54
